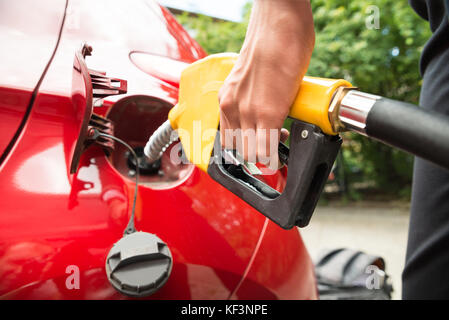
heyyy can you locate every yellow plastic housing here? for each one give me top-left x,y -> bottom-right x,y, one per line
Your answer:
168,53 -> 352,172
289,76 -> 352,135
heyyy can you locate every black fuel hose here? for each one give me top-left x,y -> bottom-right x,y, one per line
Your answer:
365,98 -> 449,169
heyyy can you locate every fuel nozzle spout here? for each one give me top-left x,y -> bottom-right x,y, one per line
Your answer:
144,119 -> 177,164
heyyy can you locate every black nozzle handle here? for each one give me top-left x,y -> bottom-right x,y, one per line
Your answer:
208,119 -> 342,229
364,97 -> 449,169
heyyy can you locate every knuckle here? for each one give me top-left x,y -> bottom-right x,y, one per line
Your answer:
239,106 -> 252,119
256,108 -> 287,128
255,107 -> 276,120
219,96 -> 235,113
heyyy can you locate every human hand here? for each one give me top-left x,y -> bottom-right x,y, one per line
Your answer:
218,0 -> 315,171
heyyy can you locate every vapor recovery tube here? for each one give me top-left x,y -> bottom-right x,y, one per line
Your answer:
338,90 -> 449,170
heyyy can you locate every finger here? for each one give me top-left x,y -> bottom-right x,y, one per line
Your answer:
240,120 -> 257,163
256,127 -> 280,172
219,106 -> 241,151
280,128 -> 290,143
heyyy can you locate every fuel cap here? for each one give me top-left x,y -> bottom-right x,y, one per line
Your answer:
105,231 -> 172,298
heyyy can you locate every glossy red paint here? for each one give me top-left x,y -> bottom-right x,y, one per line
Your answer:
0,87 -> 32,159
0,0 -> 67,158
0,0 -> 317,299
129,51 -> 188,87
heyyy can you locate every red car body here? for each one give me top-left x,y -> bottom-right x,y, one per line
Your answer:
0,0 -> 317,299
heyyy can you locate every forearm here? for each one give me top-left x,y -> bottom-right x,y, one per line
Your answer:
243,0 -> 315,58
241,0 -> 315,103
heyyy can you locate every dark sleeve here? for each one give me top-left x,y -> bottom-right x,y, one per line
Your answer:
409,0 -> 429,20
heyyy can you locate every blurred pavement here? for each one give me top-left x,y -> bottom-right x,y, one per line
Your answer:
301,201 -> 410,300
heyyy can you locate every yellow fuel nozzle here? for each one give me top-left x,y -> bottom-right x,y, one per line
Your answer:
141,53 -> 355,229
167,53 -> 353,172
145,53 -> 449,229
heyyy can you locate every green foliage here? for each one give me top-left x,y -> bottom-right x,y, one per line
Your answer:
308,0 -> 430,197
310,1 -> 429,102
176,3 -> 251,54
176,0 -> 432,198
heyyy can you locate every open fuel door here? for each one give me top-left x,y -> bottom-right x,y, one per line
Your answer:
70,43 -> 127,174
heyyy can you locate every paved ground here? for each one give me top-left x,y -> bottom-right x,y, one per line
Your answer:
300,201 -> 410,300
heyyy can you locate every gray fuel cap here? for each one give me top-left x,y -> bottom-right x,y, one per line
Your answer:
105,231 -> 172,298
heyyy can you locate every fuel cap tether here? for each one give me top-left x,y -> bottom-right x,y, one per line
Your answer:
93,130 -> 172,298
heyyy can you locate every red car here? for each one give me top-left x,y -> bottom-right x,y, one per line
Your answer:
0,0 -> 316,299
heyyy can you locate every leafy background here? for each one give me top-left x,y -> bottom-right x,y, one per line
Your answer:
176,0 -> 432,200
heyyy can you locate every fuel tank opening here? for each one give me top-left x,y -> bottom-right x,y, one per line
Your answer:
106,95 -> 193,188
126,146 -> 161,176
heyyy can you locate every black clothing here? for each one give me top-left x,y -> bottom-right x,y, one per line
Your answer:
403,0 -> 449,299
409,0 -> 449,76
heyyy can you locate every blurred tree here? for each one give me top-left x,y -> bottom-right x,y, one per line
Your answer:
176,3 -> 252,54
309,0 -> 431,197
175,0 -> 432,198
